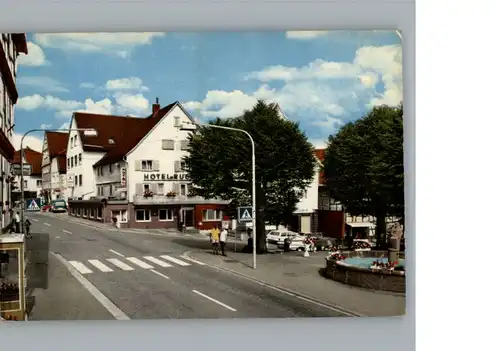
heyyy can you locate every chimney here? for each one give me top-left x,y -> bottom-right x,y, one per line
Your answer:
152,97 -> 160,115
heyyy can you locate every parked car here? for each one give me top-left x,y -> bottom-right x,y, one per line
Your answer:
310,233 -> 335,251
50,199 -> 67,213
277,234 -> 305,251
266,230 -> 300,245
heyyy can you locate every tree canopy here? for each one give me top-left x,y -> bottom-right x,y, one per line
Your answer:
183,100 -> 317,252
323,103 -> 404,245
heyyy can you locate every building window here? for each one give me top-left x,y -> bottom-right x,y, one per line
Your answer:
159,209 -> 174,221
79,153 -> 82,165
74,155 -> 77,166
113,210 -> 127,223
108,184 -> 113,196
202,209 -> 223,221
79,174 -> 82,186
70,137 -> 73,147
23,180 -> 27,188
135,209 -> 151,222
70,158 -> 74,168
84,208 -> 88,217
75,175 -> 79,186
109,164 -> 113,174
180,161 -> 186,171
67,158 -> 70,169
143,184 -> 150,192
180,184 -> 187,196
97,207 -> 102,219
36,180 -> 42,187
141,160 -> 153,171
157,183 -> 164,194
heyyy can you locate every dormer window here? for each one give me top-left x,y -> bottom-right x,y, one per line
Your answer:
108,138 -> 115,145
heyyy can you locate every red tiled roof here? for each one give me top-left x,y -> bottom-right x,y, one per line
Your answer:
13,147 -> 43,175
89,102 -> 177,167
56,156 -> 67,174
314,149 -> 326,185
46,131 -> 69,158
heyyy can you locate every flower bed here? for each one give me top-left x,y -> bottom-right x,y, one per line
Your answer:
324,250 -> 406,294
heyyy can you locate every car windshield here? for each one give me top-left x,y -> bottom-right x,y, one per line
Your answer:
53,201 -> 65,206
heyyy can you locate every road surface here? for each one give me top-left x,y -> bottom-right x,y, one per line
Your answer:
25,212 -> 349,320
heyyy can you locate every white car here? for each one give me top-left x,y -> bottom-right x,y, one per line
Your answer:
277,235 -> 307,251
266,230 -> 300,245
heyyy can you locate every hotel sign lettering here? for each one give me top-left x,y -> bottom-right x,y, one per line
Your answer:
143,173 -> 190,181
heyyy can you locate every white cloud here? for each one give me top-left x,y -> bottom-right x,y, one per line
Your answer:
40,123 -> 52,129
17,42 -> 49,66
34,33 -> 165,57
113,93 -> 149,114
285,31 -> 330,40
310,139 -> 328,149
183,44 -> 402,138
17,94 -> 83,113
17,76 -> 68,93
105,77 -> 149,92
12,133 -> 43,152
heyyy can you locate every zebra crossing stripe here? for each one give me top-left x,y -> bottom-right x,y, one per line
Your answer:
106,258 -> 134,271
69,261 -> 93,274
88,260 -> 114,273
160,255 -> 191,266
143,256 -> 173,267
126,257 -> 154,269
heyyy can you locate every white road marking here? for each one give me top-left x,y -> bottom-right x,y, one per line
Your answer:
143,256 -> 173,268
63,229 -> 72,235
192,290 -> 237,312
68,261 -> 93,274
88,260 -> 114,273
44,222 -> 51,227
106,258 -> 134,271
151,269 -> 170,280
52,252 -> 130,320
109,249 -> 125,257
160,255 -> 191,266
126,257 -> 154,269
31,218 -> 38,222
181,256 -> 206,266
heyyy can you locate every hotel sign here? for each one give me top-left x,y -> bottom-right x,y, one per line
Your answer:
143,173 -> 190,181
121,168 -> 127,186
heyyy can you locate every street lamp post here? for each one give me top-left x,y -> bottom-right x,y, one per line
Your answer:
19,128 -> 98,234
180,122 -> 257,269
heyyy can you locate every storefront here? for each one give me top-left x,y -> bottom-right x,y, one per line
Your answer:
68,198 -> 106,222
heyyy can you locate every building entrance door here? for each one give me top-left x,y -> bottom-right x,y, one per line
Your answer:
181,207 -> 195,228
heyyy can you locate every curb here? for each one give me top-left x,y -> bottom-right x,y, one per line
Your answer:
183,250 -> 365,317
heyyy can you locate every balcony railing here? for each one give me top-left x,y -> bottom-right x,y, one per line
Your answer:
133,194 -> 229,205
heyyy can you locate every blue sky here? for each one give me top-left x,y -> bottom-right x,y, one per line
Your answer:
13,31 -> 402,151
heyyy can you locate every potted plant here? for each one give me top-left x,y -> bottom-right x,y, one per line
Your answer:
166,191 -> 176,198
143,190 -> 154,198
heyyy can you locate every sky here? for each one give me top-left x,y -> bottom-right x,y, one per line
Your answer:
12,31 -> 402,152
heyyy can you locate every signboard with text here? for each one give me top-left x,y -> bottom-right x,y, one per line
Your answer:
121,168 -> 127,186
143,173 -> 190,181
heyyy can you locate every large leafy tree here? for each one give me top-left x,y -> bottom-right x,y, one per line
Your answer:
323,103 -> 404,247
183,100 -> 317,253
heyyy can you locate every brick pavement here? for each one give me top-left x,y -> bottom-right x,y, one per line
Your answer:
187,249 -> 406,317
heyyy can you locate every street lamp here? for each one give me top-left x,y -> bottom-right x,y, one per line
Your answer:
179,121 -> 257,270
19,128 -> 98,234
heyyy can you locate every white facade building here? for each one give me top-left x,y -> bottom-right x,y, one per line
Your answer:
41,131 -> 68,201
65,120 -> 104,200
11,147 -> 43,201
0,33 -> 27,227
293,162 -> 320,233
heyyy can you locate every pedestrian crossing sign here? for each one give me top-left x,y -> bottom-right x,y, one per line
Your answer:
237,206 -> 253,222
26,199 -> 40,211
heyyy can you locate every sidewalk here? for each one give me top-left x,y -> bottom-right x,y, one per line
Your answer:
187,249 -> 406,317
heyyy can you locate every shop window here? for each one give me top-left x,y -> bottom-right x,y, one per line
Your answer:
83,208 -> 88,217
135,209 -> 151,222
202,209 -> 223,221
90,208 -> 95,218
97,207 -> 102,219
77,208 -> 81,216
159,209 -> 174,221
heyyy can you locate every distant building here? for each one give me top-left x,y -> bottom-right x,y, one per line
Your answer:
68,99 -> 229,229
0,33 -> 27,227
11,147 -> 43,201
41,131 -> 68,202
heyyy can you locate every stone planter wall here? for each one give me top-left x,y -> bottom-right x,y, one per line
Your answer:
324,250 -> 406,294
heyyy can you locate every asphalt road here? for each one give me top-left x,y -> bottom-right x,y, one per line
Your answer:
25,212 -> 348,320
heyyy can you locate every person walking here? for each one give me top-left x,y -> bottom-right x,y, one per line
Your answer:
210,225 -> 220,255
219,225 -> 228,256
14,212 -> 21,233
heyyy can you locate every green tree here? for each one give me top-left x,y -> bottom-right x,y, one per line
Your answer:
183,100 -> 317,253
323,103 -> 404,247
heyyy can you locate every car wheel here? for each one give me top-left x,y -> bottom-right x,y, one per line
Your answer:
297,247 -> 303,251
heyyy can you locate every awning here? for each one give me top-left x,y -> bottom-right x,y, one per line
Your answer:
0,130 -> 15,162
346,222 -> 376,228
